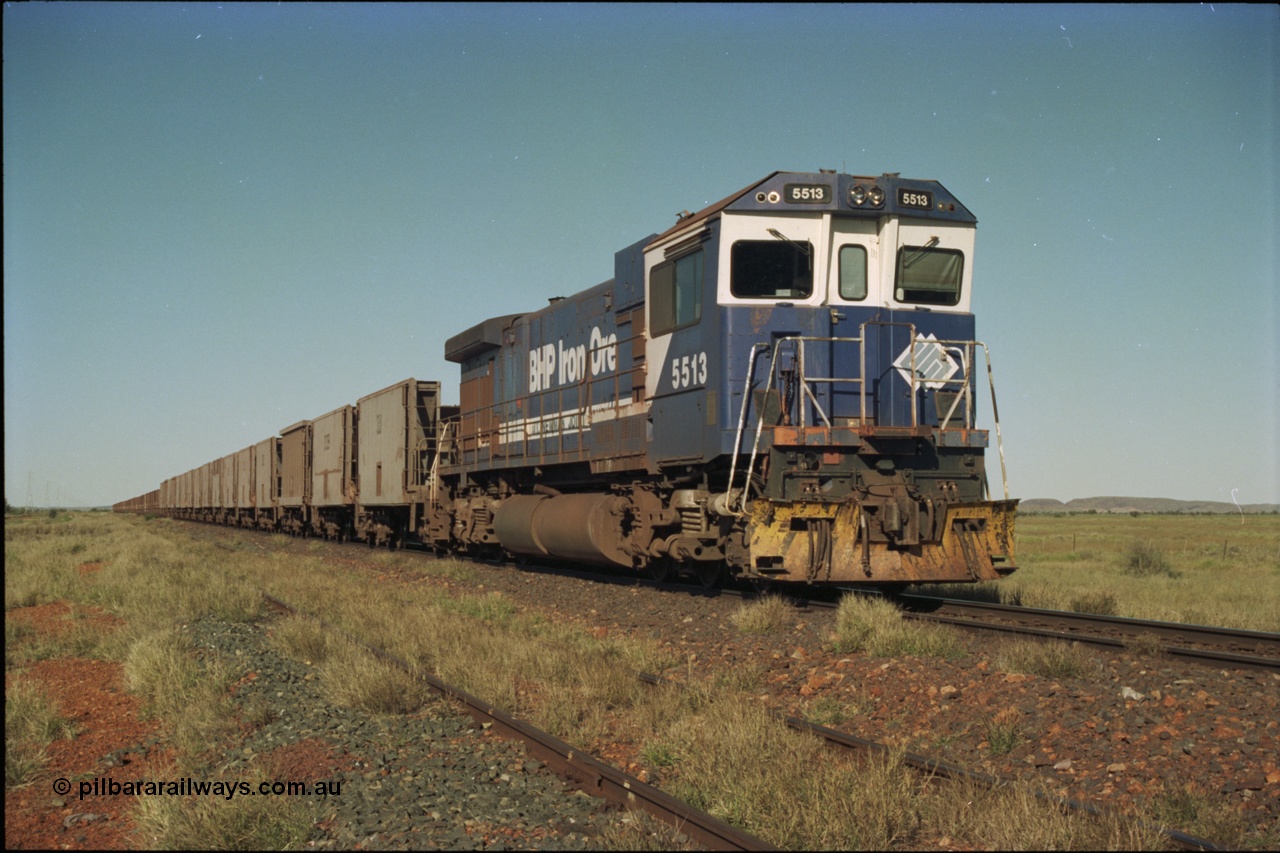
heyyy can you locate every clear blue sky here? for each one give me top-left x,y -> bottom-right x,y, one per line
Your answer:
5,3 -> 1277,508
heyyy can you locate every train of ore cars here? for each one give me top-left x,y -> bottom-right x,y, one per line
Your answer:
116,169 -> 1018,587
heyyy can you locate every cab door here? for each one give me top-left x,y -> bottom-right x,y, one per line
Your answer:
826,218 -> 878,426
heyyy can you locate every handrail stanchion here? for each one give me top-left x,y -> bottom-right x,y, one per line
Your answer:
724,343 -> 768,516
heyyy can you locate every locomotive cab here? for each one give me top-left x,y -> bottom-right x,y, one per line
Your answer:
643,171 -> 1017,584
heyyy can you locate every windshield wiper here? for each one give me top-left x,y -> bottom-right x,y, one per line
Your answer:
767,228 -> 812,271
902,236 -> 940,270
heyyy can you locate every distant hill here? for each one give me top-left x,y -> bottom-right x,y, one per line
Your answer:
1019,496 -> 1279,514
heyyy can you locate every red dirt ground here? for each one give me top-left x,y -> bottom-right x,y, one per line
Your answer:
8,600 -> 124,637
5,655 -> 174,850
5,601 -> 365,850
261,737 -> 359,783
6,597 -> 174,849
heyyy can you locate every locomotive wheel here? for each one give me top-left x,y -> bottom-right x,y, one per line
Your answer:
696,562 -> 722,589
648,559 -> 673,584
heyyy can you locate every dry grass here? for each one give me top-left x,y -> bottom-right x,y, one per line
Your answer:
594,809 -> 702,851
123,627 -> 240,763
802,695 -> 852,726
268,614 -> 332,665
993,638 -> 1102,681
5,678 -> 78,787
5,513 -> 305,848
6,513 -> 261,658
253,549 -> 666,744
832,595 -> 965,659
983,706 -> 1026,755
1148,780 -> 1255,844
654,692 -> 1165,850
728,594 -> 795,634
6,513 -> 259,767
930,514 -> 1280,631
5,611 -> 113,667
132,760 -> 317,850
321,637 -> 430,714
929,776 -> 1164,850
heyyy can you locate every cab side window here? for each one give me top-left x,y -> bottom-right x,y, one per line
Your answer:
650,249 -> 703,336
731,240 -> 813,300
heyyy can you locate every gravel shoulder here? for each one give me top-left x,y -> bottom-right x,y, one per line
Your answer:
185,615 -> 636,850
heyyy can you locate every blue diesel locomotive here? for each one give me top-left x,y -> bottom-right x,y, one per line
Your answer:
119,169 -> 1017,588
430,169 -> 1017,585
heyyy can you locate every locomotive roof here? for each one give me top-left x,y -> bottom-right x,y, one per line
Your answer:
445,313 -> 524,364
647,170 -> 973,247
648,171 -> 784,247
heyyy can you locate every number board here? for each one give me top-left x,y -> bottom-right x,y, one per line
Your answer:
783,184 -> 831,204
897,189 -> 934,210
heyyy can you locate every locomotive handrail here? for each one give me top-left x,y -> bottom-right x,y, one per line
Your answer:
981,343 -> 1010,501
427,420 -> 455,506
725,342 -> 771,516
892,336 -> 1008,500
936,344 -> 972,430
730,322 -> 1010,512
737,333 -> 870,514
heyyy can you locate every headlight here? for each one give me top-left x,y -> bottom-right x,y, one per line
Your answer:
850,185 -> 867,205
868,186 -> 885,206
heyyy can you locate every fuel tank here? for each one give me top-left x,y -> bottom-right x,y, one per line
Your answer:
493,493 -> 633,568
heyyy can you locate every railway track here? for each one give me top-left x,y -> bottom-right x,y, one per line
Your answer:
891,594 -> 1280,673
492,554 -> 1280,674
261,593 -> 775,852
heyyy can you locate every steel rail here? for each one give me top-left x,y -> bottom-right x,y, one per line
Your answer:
467,558 -> 1280,672
638,672 -> 1224,851
261,594 -> 774,852
893,594 -> 1280,673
